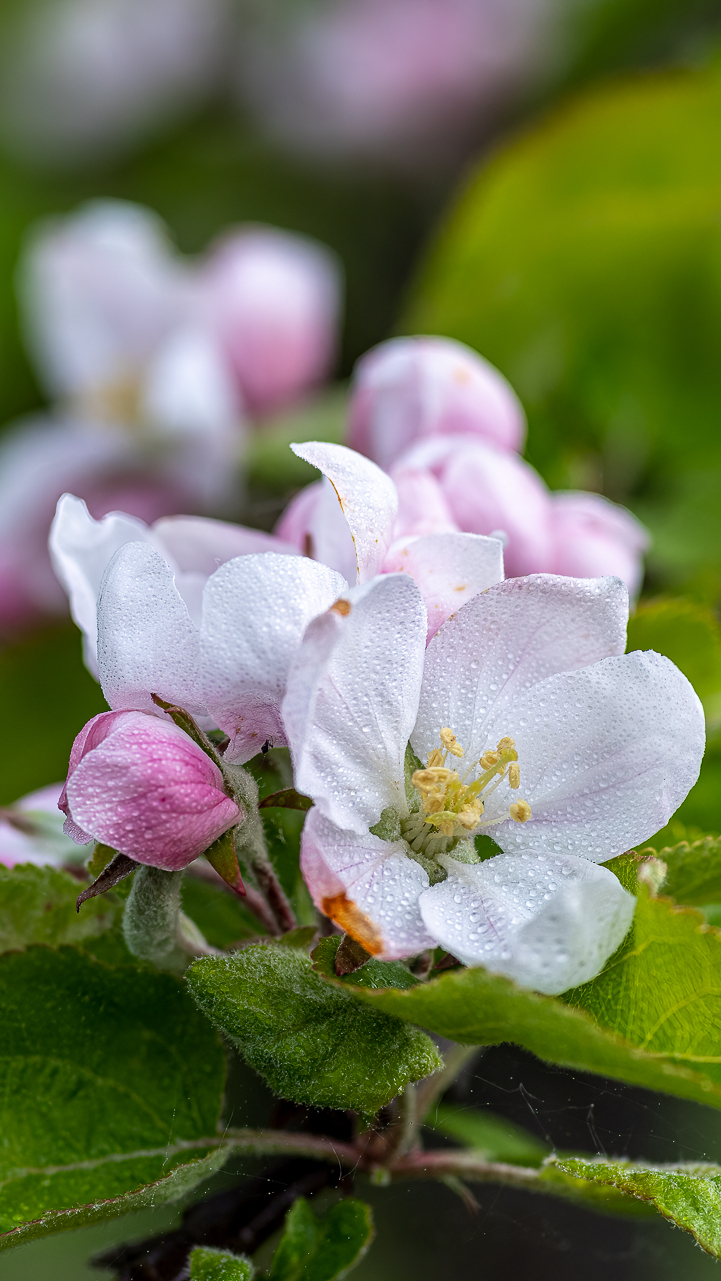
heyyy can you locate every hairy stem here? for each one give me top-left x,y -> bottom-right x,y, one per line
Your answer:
122,866 -> 218,970
228,765 -> 297,934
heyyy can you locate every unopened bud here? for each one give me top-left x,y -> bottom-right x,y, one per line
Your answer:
509,799 -> 532,823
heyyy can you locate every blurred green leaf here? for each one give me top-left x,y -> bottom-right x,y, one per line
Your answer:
190,1247 -> 254,1281
426,1102 -> 549,1167
548,1154 -> 721,1255
0,946 -> 226,1248
326,860 -> 721,1113
187,943 -> 441,1116
246,388 -> 346,495
0,624 -> 106,806
268,1197 -> 374,1281
0,863 -> 115,952
627,597 -> 721,728
404,58 -> 721,587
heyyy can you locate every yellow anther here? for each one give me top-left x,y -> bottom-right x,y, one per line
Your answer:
435,815 -> 456,837
457,801 -> 484,829
479,750 -> 500,770
508,763 -> 520,789
427,748 -> 445,768
426,794 -> 446,814
412,769 -> 439,793
510,799 -> 532,823
440,727 -> 464,758
497,736 -> 516,752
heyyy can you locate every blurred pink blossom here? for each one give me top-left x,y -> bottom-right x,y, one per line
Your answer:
0,783 -> 87,868
0,198 -> 340,634
60,709 -> 240,869
348,336 -> 526,469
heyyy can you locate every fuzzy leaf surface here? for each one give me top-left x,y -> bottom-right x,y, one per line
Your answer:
268,1197 -> 374,1281
0,946 -> 225,1247
190,1246 -> 254,1280
187,944 -> 440,1115
0,863 -> 115,953
329,870 -> 721,1111
643,836 -> 721,906
548,1155 -> 721,1255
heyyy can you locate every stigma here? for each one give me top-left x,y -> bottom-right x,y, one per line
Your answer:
400,727 -> 532,859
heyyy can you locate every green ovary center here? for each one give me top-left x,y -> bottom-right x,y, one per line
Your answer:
400,726 -> 532,861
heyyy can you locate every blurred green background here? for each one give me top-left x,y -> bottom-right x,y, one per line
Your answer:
5,0 -> 721,1275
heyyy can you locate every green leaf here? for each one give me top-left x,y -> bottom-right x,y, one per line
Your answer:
642,835 -> 721,905
403,59 -> 721,587
312,935 -> 419,990
187,944 -> 441,1116
0,863 -> 115,953
268,1197 -> 374,1281
0,625 -> 106,806
548,1155 -> 721,1255
190,1246 -> 254,1280
426,1103 -> 549,1167
626,598 -> 721,730
245,388 -> 346,494
325,867 -> 721,1114
0,946 -> 226,1247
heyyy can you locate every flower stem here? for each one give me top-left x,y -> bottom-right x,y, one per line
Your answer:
227,764 -> 297,934
122,866 -> 218,970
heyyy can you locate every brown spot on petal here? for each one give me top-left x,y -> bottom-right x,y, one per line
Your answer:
322,892 -> 383,954
453,584 -> 467,592
329,598 -> 352,617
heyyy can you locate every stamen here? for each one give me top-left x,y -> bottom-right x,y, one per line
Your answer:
510,799 -> 532,823
497,736 -> 516,752
427,748 -> 445,768
440,727 -> 464,758
479,749 -> 500,770
508,763 -> 520,789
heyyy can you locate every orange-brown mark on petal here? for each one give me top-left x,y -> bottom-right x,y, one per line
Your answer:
322,893 -> 383,955
303,532 -> 315,559
453,584 -> 467,592
329,598 -> 352,616
453,365 -> 471,384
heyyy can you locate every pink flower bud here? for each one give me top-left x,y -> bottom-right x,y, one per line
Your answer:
409,436 -> 554,577
347,336 -> 526,470
549,492 -> 649,601
59,711 -> 240,871
202,227 -> 342,417
390,466 -> 458,539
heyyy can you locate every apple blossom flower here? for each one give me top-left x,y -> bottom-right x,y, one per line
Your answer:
236,0 -> 555,168
392,434 -> 649,596
52,492 -> 347,760
0,199 -> 341,635
347,336 -> 526,469
59,710 -> 240,869
282,572 -> 704,992
0,783 -> 89,868
275,440 -> 505,640
200,228 -> 342,418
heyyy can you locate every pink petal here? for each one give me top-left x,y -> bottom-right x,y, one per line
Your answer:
390,465 -> 458,538
290,441 -> 397,581
382,531 -> 504,641
64,710 -> 240,870
348,335 -> 526,469
549,492 -> 649,601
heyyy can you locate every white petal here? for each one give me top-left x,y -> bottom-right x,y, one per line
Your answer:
141,325 -> 243,442
153,514 -> 300,575
283,573 -> 426,833
199,553 -> 346,763
290,440 -> 397,581
481,650 -> 705,861
21,199 -> 181,399
382,531 -> 504,641
413,574 -> 629,766
302,808 -> 435,960
97,541 -> 203,715
419,852 -> 635,994
50,493 -> 158,674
